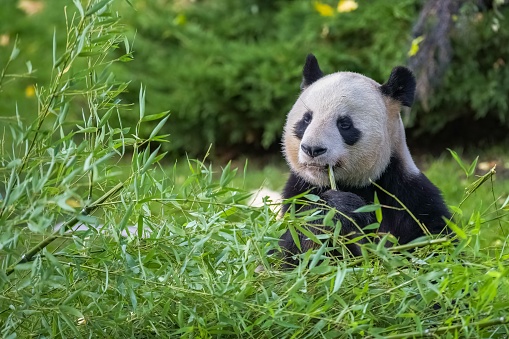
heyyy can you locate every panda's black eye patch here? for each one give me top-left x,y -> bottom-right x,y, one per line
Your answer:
337,115 -> 361,146
303,111 -> 312,124
337,116 -> 352,130
293,111 -> 313,139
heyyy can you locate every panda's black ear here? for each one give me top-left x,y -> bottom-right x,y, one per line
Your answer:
300,54 -> 323,90
380,66 -> 416,107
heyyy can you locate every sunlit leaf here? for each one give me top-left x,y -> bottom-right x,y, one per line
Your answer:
337,0 -> 358,13
314,1 -> 335,16
408,36 -> 424,57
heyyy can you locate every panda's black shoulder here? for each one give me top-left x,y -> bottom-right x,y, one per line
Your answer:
375,156 -> 451,237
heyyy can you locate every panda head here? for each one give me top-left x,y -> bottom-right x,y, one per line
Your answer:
283,54 -> 418,188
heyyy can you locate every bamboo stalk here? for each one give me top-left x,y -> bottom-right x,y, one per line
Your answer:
328,165 -> 337,190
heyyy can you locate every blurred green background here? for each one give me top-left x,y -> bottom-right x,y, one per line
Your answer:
1,0 -> 508,159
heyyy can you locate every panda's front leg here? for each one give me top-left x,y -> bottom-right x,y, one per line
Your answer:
320,190 -> 374,256
278,190 -> 374,268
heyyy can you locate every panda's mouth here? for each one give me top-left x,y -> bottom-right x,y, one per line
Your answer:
304,163 -> 332,171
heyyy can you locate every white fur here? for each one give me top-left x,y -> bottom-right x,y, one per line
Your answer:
283,71 -> 418,188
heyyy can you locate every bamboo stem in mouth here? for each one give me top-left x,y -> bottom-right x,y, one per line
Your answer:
328,164 -> 337,190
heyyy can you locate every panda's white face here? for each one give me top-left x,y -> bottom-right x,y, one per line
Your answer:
283,72 -> 395,188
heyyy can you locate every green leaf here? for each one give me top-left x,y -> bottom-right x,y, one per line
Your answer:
465,168 -> 495,195
54,51 -> 70,68
119,203 -> 135,232
288,223 -> 301,251
59,305 -> 84,319
98,107 -> 115,127
85,0 -> 112,17
486,270 -> 502,278
502,195 -> 509,209
322,208 -> 336,227
137,214 -> 143,238
140,146 -> 162,173
444,218 -> 466,239
141,111 -> 170,122
149,115 -> 170,139
295,223 -> 320,245
373,191 -> 382,223
73,0 -> 85,18
78,51 -> 102,57
447,148 -> 468,176
304,194 -> 320,202
76,126 -> 98,133
219,162 -> 238,187
354,204 -> 381,213
449,205 -> 463,216
9,38 -> 20,61
309,241 -> 328,269
139,84 -> 145,120
333,265 -> 347,293
363,223 -> 380,230
467,156 -> 479,177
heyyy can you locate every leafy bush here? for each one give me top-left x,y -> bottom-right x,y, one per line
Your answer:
119,0 -> 509,157
118,0 -> 419,156
4,1 -> 508,157
2,1 -> 509,337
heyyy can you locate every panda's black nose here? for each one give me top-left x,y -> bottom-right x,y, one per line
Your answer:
301,144 -> 327,157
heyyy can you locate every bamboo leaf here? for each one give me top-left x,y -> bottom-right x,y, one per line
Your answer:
354,204 -> 381,213
288,223 -> 301,251
373,191 -> 383,223
85,0 -> 112,17
447,148 -> 468,175
59,305 -> 84,319
444,218 -> 466,239
333,265 -> 347,293
149,115 -> 170,139
141,111 -> 171,122
467,156 -> 479,177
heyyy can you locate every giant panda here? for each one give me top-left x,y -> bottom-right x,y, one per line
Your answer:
277,54 -> 450,268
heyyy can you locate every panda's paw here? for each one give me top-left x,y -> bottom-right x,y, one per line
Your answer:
321,190 -> 366,211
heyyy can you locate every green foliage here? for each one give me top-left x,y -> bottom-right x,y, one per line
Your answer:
409,3 -> 509,134
118,0 -> 418,156
2,1 -> 509,337
119,0 -> 509,156
4,1 -> 508,157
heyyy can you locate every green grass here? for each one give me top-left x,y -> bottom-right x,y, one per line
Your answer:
1,1 -> 509,338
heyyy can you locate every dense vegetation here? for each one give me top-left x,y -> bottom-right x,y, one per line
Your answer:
1,0 -> 508,156
1,1 -> 509,337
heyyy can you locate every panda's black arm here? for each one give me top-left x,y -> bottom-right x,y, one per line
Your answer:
375,171 -> 451,243
371,157 -> 451,242
281,172 -> 325,213
278,173 -> 375,267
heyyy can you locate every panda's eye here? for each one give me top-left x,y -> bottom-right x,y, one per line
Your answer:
303,112 -> 312,124
338,116 -> 352,130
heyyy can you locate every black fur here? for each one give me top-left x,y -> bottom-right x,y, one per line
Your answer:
380,66 -> 416,107
278,156 -> 450,267
293,111 -> 312,139
337,116 -> 361,146
301,54 -> 323,90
